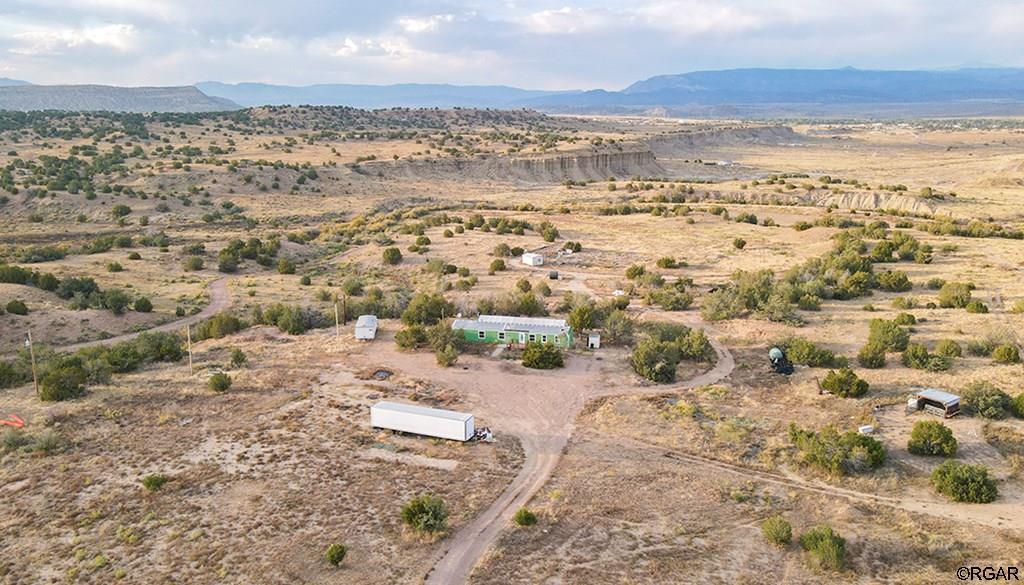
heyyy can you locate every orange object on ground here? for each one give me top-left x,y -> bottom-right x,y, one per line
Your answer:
0,414 -> 25,429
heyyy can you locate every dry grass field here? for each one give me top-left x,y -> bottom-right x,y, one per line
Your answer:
2,108 -> 1024,583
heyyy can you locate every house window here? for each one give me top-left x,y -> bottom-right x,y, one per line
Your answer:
478,330 -> 486,340
498,332 -> 506,341
541,335 -> 548,343
528,334 -> 537,342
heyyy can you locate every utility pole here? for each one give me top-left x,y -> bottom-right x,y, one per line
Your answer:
185,325 -> 194,376
26,331 -> 39,400
341,294 -> 347,325
334,302 -> 340,340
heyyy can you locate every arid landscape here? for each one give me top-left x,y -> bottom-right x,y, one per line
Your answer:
2,106 -> 1024,584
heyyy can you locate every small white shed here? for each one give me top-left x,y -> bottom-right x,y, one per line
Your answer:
522,252 -> 544,266
588,333 -> 601,349
355,315 -> 378,340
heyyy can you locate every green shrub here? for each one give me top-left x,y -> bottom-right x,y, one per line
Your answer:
107,261 -> 123,273
631,338 -> 681,383
208,372 -> 232,392
961,381 -> 1011,419
965,300 -> 989,314
908,420 -> 957,456
789,424 -> 886,475
128,251 -> 142,260
395,325 -> 428,349
522,342 -> 564,369
230,348 -> 247,368
935,339 -> 962,358
656,256 -> 678,269
435,343 -> 459,367
299,275 -> 311,286
401,494 -> 448,534
489,259 -> 506,273
991,344 -> 1021,364
799,525 -> 846,572
382,247 -> 403,265
133,297 -> 153,313
277,258 -> 296,274
930,460 -> 998,503
1011,394 -> 1024,419
761,515 -> 792,547
5,299 -> 28,315
938,282 -> 972,308
875,270 -> 912,292
183,256 -> 204,271
39,357 -> 87,402
926,277 -> 946,290
733,238 -> 747,249
401,292 -> 454,326
893,312 -> 916,326
513,508 -> 537,527
325,543 -> 347,567
857,341 -> 886,368
820,368 -> 869,398
195,312 -> 245,340
901,343 -> 951,372
867,319 -> 909,351
141,474 -> 168,492
783,338 -> 845,368
134,332 -> 184,362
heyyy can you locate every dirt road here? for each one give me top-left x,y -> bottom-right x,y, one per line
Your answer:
419,322 -> 736,585
59,276 -> 232,352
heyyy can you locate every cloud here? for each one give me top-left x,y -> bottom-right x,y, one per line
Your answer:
0,0 -> 1021,88
9,23 -> 138,56
398,14 -> 455,33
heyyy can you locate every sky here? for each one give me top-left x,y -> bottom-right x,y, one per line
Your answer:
1,0 -> 1023,90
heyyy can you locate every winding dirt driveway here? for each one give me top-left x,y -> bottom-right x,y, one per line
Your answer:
420,321 -> 735,585
59,276 -> 232,353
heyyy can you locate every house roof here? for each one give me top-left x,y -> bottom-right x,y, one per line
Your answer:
452,314 -> 570,335
355,315 -> 378,328
915,388 -> 960,406
372,401 -> 472,422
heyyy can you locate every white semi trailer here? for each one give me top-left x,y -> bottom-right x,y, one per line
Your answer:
370,401 -> 475,442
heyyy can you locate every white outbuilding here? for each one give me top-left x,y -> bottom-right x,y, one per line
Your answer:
521,252 -> 544,266
355,315 -> 378,340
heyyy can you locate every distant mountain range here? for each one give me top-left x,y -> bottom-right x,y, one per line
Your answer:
198,68 -> 1024,116
0,84 -> 238,113
195,81 -> 575,109
4,68 -> 1024,116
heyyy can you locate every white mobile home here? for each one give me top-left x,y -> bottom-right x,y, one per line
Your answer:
355,315 -> 378,340
521,252 -> 544,266
370,401 -> 475,442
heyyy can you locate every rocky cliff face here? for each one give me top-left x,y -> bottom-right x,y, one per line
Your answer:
363,148 -> 665,183
507,150 -> 662,181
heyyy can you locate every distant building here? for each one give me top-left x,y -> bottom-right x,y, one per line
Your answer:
587,333 -> 601,349
451,315 -> 573,348
522,252 -> 544,266
355,315 -> 378,340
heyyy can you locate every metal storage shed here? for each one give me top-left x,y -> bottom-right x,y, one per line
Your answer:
522,253 -> 544,266
355,315 -> 378,340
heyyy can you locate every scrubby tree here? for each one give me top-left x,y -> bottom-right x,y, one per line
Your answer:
799,525 -> 846,572
133,297 -> 153,313
522,342 -> 564,369
401,494 -> 448,534
401,293 -> 454,326
992,344 -> 1020,364
761,515 -> 791,547
961,381 -> 1011,419
820,368 -> 869,398
513,508 -> 537,527
908,420 -> 957,456
938,281 -> 972,308
325,543 -> 347,567
208,372 -> 232,392
857,341 -> 886,369
39,356 -> 88,402
931,460 -> 998,503
382,247 -> 403,265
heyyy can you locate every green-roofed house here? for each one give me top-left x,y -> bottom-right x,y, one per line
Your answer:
451,315 -> 573,348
